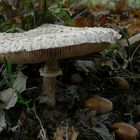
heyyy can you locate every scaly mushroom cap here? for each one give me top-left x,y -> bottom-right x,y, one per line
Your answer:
0,24 -> 121,63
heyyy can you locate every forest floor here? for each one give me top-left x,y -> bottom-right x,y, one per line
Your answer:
0,0 -> 140,140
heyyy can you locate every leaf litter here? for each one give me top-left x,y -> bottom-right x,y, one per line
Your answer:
0,0 -> 140,140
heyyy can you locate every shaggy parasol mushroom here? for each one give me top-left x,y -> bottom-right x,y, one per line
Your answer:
0,24 -> 121,106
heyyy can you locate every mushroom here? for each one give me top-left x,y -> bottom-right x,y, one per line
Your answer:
84,96 -> 113,114
114,77 -> 130,90
0,24 -> 121,106
112,122 -> 139,140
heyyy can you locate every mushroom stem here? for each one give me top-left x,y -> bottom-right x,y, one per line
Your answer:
42,77 -> 56,106
39,59 -> 62,106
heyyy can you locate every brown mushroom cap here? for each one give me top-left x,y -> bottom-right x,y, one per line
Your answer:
0,24 -> 121,63
112,122 -> 139,140
84,96 -> 113,114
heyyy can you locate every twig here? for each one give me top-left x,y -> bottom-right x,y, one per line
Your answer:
33,102 -> 48,140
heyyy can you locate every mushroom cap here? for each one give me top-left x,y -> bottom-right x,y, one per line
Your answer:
0,24 -> 121,63
112,122 -> 139,140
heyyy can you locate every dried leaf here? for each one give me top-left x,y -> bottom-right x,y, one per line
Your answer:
122,18 -> 140,37
101,60 -> 114,70
115,0 -> 129,13
54,126 -> 78,140
74,16 -> 94,27
75,60 -> 95,74
71,127 -> 79,140
94,123 -> 114,140
0,71 -> 27,109
54,127 -> 65,140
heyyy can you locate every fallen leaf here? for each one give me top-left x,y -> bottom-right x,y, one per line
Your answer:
54,127 -> 65,140
54,125 -> 78,140
74,16 -> 94,27
122,18 -> 140,37
71,127 -> 79,140
101,60 -> 114,70
115,0 -> 129,13
0,71 -> 28,109
75,60 -> 95,74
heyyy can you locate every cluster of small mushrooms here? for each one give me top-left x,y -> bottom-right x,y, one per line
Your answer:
0,24 -> 121,106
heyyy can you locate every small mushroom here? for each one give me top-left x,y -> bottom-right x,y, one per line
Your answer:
135,122 -> 140,132
70,73 -> 83,84
84,96 -> 113,114
0,24 -> 121,106
114,77 -> 130,90
112,122 -> 139,140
